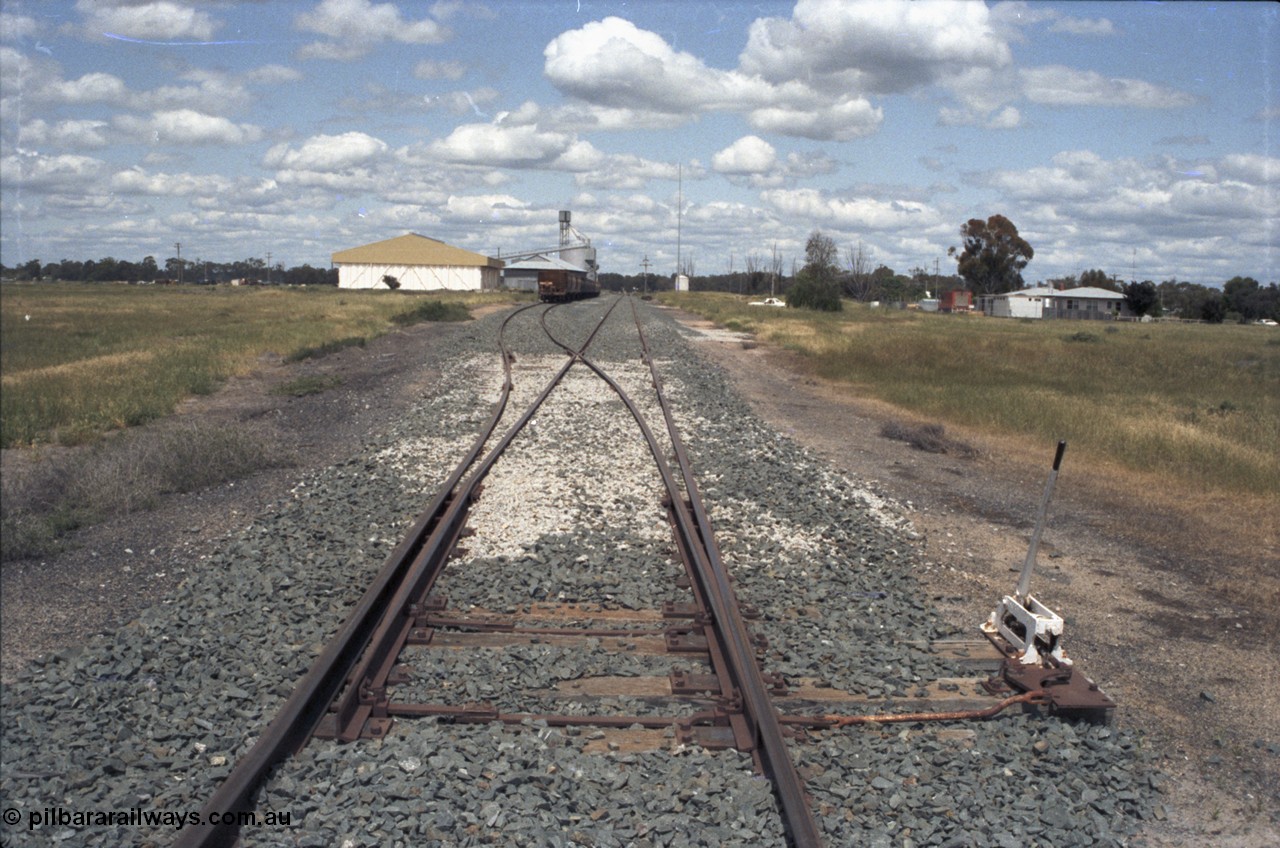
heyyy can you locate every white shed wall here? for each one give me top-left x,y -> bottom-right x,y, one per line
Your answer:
338,264 -> 499,291
988,294 -> 1045,318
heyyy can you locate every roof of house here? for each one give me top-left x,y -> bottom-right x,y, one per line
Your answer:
1002,286 -> 1057,298
1050,286 -> 1124,300
503,254 -> 587,273
332,233 -> 503,268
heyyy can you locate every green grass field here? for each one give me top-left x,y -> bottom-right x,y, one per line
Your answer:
660,292 -> 1280,500
0,282 -> 511,448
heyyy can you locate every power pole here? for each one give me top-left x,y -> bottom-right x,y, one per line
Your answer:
175,242 -> 182,285
676,163 -> 683,279
266,252 -> 272,285
641,254 -> 651,295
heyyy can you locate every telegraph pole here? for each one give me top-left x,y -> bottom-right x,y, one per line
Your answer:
175,242 -> 182,285
676,164 -> 682,279
641,254 -> 651,295
266,252 -> 272,285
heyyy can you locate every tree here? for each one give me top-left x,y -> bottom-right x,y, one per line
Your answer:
948,214 -> 1033,295
1201,292 -> 1227,323
1123,280 -> 1159,317
382,274 -> 401,290
1078,268 -> 1117,290
18,259 -> 42,280
786,230 -> 843,311
744,252 -> 765,295
1220,276 -> 1278,321
844,240 -> 874,301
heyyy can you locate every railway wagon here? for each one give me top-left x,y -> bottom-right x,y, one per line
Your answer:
538,268 -> 600,302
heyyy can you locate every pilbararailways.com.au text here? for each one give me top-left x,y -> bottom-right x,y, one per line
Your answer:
17,806 -> 292,831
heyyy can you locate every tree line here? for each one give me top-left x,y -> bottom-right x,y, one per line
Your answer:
3,256 -> 337,287
604,213 -> 1278,322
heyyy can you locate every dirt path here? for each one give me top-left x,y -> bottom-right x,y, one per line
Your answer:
669,309 -> 1278,847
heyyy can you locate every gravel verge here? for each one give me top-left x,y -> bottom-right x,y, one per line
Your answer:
1,299 -> 1160,846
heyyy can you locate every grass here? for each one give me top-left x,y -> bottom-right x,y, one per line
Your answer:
0,420 -> 291,561
0,283 -> 512,448
657,292 -> 1280,500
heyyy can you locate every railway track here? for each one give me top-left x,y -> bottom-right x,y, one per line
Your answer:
2,296 -> 1156,848
178,296 -> 830,845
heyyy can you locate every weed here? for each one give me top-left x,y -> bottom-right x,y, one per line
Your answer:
0,421 -> 292,562
1064,330 -> 1100,343
285,336 -> 366,363
271,375 -> 344,397
390,299 -> 471,326
880,420 -> 979,457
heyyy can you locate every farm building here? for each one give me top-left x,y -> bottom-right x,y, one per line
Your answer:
332,233 -> 503,291
979,286 -> 1056,318
1045,286 -> 1131,320
502,254 -> 589,294
939,290 -> 973,313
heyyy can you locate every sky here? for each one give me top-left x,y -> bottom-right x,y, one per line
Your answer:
1,0 -> 1276,287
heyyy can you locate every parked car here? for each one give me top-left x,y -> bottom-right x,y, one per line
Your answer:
749,297 -> 786,307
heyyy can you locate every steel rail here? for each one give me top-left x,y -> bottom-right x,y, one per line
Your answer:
318,298 -> 624,743
175,300 -> 610,848
536,296 -> 822,847
625,295 -> 824,848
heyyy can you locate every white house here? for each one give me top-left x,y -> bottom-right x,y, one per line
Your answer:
332,233 -> 503,291
979,286 -> 1056,318
1045,286 -> 1131,320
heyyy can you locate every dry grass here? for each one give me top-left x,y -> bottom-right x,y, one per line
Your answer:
0,283 -> 516,447
660,292 -> 1280,500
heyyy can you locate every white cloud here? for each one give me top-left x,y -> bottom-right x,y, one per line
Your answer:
264,131 -> 388,172
740,0 -> 1011,95
244,65 -> 304,85
414,59 -> 466,81
748,97 -> 882,141
427,122 -> 609,173
1218,154 -> 1280,184
48,71 -> 130,106
1021,66 -> 1196,109
1049,17 -> 1116,37
762,188 -> 942,231
295,0 -> 449,60
1,12 -> 39,41
19,118 -> 111,149
115,109 -> 261,145
573,154 -> 681,190
75,1 -> 218,42
544,15 -> 881,141
976,150 -> 1278,262
1,151 -> 105,189
712,136 -> 777,175
443,193 -> 529,223
111,167 -> 230,197
545,16 -> 759,113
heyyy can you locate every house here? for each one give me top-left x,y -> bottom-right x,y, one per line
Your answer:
979,286 -> 1056,318
331,233 -> 503,291
1045,286 -> 1131,320
502,254 -> 588,294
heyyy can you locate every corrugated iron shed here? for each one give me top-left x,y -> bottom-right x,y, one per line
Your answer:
332,233 -> 503,269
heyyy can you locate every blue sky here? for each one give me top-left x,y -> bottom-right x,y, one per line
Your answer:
1,0 -> 1276,286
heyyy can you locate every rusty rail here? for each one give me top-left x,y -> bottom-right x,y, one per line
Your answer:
176,300 -> 615,847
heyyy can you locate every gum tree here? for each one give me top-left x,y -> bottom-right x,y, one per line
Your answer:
948,214 -> 1034,295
